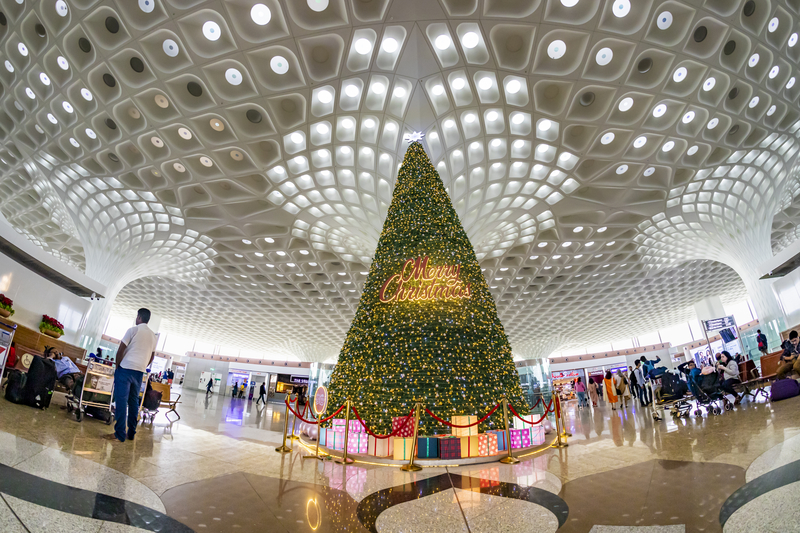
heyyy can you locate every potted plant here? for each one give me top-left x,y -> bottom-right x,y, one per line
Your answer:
0,294 -> 13,319
40,315 -> 64,339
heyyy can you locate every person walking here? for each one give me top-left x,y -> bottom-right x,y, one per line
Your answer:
587,377 -> 599,407
232,382 -> 238,398
256,381 -> 267,406
756,329 -> 769,358
103,309 -> 157,443
614,369 -> 631,409
628,366 -> 638,401
634,360 -> 650,406
206,376 -> 213,395
603,371 -> 619,410
575,377 -> 587,408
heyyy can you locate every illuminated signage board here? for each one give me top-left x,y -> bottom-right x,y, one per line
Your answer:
379,256 -> 471,303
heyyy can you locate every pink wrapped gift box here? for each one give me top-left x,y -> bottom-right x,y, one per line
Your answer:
347,433 -> 369,454
332,418 -> 366,433
509,428 -> 531,449
530,425 -> 545,446
329,427 -> 346,450
478,433 -> 499,456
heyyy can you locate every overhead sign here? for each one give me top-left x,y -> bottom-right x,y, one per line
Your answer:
703,316 -> 736,331
552,370 -> 581,380
379,256 -> 471,303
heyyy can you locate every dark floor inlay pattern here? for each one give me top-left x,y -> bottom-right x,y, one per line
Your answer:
0,462 -> 193,532
356,472 -> 569,533
720,458 -> 800,526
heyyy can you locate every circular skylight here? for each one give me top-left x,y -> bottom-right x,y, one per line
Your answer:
57,56 -> 69,70
790,33 -> 798,47
749,53 -> 760,67
768,17 -> 779,32
307,0 -> 329,12
618,97 -> 633,112
435,35 -> 451,50
657,11 -> 673,30
461,32 -> 480,49
682,111 -> 695,124
354,38 -> 372,55
616,165 -> 628,174
547,40 -> 566,59
382,38 -> 398,53
707,118 -> 719,129
202,21 -> 221,42
138,0 -> 154,13
225,68 -> 242,85
250,4 -> 271,25
270,56 -> 289,74
56,0 -> 69,16
163,39 -> 179,57
596,47 -> 613,66
652,104 -> 667,118
673,67 -> 687,83
601,132 -> 615,145
633,136 -> 647,148
769,66 -> 780,79
749,96 -> 760,108
612,0 -> 631,18
703,77 -> 716,91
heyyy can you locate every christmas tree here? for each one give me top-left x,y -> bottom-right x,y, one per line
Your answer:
325,141 -> 528,433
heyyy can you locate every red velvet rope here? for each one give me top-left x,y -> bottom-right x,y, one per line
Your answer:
508,404 -> 549,426
423,403 -> 500,427
286,399 -> 346,424
351,405 -> 415,439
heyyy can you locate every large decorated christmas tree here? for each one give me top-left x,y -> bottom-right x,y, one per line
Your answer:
325,141 -> 528,433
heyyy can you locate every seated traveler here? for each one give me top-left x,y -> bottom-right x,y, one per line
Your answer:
776,330 -> 800,379
52,352 -> 82,394
678,360 -> 702,398
717,351 -> 742,405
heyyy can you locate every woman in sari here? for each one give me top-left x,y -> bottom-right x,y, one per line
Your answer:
587,377 -> 600,407
603,371 -> 619,410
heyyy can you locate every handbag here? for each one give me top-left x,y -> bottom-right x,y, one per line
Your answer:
615,388 -> 622,395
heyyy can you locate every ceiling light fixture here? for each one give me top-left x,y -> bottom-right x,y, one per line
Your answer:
80,88 -> 92,101
138,0 -> 154,13
768,17 -> 779,32
657,11 -> 673,30
682,111 -> 695,124
673,67 -> 687,83
341,118 -> 354,129
56,0 -> 69,16
633,136 -> 647,148
435,35 -> 452,50
790,33 -> 799,47
202,21 -> 221,41
618,97 -> 633,112
345,84 -> 360,97
354,38 -> 372,55
547,40 -> 566,59
250,4 -> 271,25
452,78 -> 466,90
748,53 -> 759,67
506,79 -> 521,93
767,105 -> 777,116
317,89 -> 333,103
662,141 -> 675,152
788,77 -> 796,89
512,113 -> 525,125
687,145 -> 698,155
39,73 -> 50,85
652,104 -> 667,118
479,77 -> 493,90
616,165 -> 628,174
432,84 -> 444,96
290,132 -> 303,144
364,118 -> 376,128
486,111 -> 499,122
707,118 -> 719,129
316,123 -> 329,135
382,38 -> 398,53
162,39 -> 179,57
749,96 -> 760,108
57,56 -> 69,70
702,77 -> 716,91
596,47 -> 613,66
613,0 -> 631,18
461,32 -> 480,49
601,132 -> 615,145
225,68 -> 242,85
644,167 -> 655,176
769,66 -> 780,79
307,0 -> 329,12
270,56 -> 289,74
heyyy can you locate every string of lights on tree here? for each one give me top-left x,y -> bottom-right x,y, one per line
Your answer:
325,141 -> 529,434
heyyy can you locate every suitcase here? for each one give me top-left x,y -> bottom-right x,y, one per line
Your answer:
770,378 -> 800,401
22,356 -> 57,409
4,370 -> 26,404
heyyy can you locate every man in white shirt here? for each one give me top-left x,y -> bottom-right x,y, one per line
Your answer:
103,308 -> 157,442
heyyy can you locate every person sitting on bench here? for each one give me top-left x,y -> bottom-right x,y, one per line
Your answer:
678,360 -> 703,398
776,330 -> 800,379
48,350 -> 81,395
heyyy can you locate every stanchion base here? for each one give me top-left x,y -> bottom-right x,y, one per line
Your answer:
400,463 -> 423,472
302,455 -> 323,460
334,457 -> 354,465
499,456 -> 520,464
553,442 -> 569,448
289,435 -> 300,441
563,432 -> 573,437
275,445 -> 292,453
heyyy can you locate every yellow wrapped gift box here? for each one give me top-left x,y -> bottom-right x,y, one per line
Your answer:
451,415 -> 478,437
459,435 -> 480,458
393,437 -> 414,461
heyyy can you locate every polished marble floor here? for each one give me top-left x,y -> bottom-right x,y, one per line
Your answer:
0,385 -> 798,532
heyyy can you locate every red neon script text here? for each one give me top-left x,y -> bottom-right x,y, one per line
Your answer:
378,256 -> 471,303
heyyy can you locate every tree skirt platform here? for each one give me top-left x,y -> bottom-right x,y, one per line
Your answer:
297,434 -> 556,467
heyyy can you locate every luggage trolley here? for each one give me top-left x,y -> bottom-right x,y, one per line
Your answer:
67,361 -> 114,424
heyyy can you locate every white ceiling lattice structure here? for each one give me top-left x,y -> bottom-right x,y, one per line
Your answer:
0,0 -> 798,360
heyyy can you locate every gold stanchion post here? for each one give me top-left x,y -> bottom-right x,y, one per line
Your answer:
334,400 -> 354,465
275,398 -> 293,453
289,395 -> 300,440
560,395 -> 572,437
303,411 -> 323,461
400,402 -> 423,472
553,396 -> 568,448
499,397 -> 519,465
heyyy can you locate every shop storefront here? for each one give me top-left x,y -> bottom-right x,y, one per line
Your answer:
551,369 -> 582,400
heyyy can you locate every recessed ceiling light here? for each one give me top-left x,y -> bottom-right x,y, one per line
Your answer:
662,141 -> 675,152
162,39 -> 179,57
307,0 -> 329,12
452,78 -> 466,90
138,0 -> 154,13
618,97 -> 633,112
225,68 -> 242,85
173,163 -> 186,172
538,119 -> 552,131
749,96 -> 760,108
464,113 -> 476,123
57,56 -> 69,70
80,88 -> 93,101
616,165 -> 628,174
432,84 -> 444,96
178,127 -> 192,139
56,0 -> 69,16
657,11 -> 673,30
790,33 -> 799,47
250,4 -> 271,25
316,123 -> 329,135
341,118 -> 354,129
673,67 -> 687,83
788,77 -> 796,89
69,137 -> 79,147
151,136 -> 164,147
644,167 -> 656,176
479,77 -> 493,90
39,73 -> 50,85
707,118 -> 719,129
633,136 -> 647,148
596,47 -> 613,66
687,145 -> 698,155
538,144 -> 550,153
561,0 -> 579,6
317,89 -> 333,104
25,87 -> 35,100
769,66 -> 780,79
748,53 -> 759,67
513,140 -> 525,149
4,61 -> 13,73
17,43 -> 28,56
47,113 -> 57,124
558,152 -> 570,160
200,156 -> 213,167
767,105 -> 777,116
702,77 -> 716,91
290,132 -> 303,144
354,38 -> 372,55
371,82 -> 385,94
597,226 -> 607,233
382,38 -> 398,53
62,101 -> 73,113
512,113 -> 525,125
444,119 -> 455,129
270,56 -> 289,74
652,104 -> 667,118
85,128 -> 96,139
486,111 -> 499,122
547,40 -> 566,59
202,21 -> 221,42
385,122 -> 397,131
461,32 -> 480,49
435,35 -> 452,50
601,132 -> 615,145
491,139 -> 502,147
682,111 -> 695,124
612,0 -> 630,18
506,79 -> 521,93
364,118 -> 376,128
573,226 -> 583,233
345,84 -> 360,97
537,242 -> 548,248
768,17 -> 779,32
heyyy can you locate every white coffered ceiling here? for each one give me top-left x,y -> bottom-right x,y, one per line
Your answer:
1,0 -> 796,360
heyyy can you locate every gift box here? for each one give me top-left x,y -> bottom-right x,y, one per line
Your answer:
509,428 -> 531,450
392,415 -> 415,438
332,419 -> 365,433
513,415 -> 536,430
332,419 -> 345,428
347,433 -> 369,454
393,437 -> 415,461
439,436 -> 461,460
417,436 -> 439,459
451,415 -> 478,437
329,427 -> 346,451
367,435 -> 394,457
478,433 -> 499,456
319,427 -> 328,447
459,435 -> 480,458
530,425 -> 545,446
487,429 -> 508,452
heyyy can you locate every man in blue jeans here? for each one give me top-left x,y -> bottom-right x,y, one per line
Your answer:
103,308 -> 157,443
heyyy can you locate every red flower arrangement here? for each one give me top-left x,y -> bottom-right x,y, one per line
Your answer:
40,314 -> 64,336
0,294 -> 13,317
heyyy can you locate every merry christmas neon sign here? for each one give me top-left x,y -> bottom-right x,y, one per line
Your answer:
379,256 -> 471,303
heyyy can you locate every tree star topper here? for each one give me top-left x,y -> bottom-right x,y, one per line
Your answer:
403,131 -> 425,143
